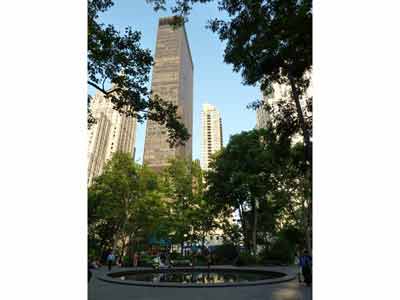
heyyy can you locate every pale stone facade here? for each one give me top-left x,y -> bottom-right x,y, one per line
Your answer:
88,91 -> 137,185
256,74 -> 312,130
256,83 -> 292,129
143,17 -> 193,171
201,103 -> 223,170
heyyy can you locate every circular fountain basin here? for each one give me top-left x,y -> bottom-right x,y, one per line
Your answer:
98,267 -> 295,288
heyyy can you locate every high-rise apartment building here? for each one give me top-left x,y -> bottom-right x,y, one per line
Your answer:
255,102 -> 270,130
256,75 -> 312,130
88,91 -> 137,185
256,82 -> 292,129
201,103 -> 223,170
143,17 -> 193,171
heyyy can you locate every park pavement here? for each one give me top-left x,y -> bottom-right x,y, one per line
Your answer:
88,265 -> 311,300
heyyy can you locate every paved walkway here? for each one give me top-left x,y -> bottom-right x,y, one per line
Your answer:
89,265 -> 311,300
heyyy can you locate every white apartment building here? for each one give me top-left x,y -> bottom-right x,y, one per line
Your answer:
256,74 -> 312,130
201,103 -> 223,170
256,82 -> 292,129
88,91 -> 137,185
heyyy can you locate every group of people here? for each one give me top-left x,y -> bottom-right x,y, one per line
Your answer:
294,250 -> 312,286
106,251 -> 141,270
152,252 -> 170,269
88,259 -> 101,282
88,251 -> 142,282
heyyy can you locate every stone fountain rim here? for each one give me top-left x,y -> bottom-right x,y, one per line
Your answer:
97,266 -> 296,288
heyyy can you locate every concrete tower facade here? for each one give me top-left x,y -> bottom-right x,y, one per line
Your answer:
88,91 -> 137,185
143,17 -> 193,171
201,103 -> 223,170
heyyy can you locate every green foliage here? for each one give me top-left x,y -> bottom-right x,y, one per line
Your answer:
193,255 -> 207,266
88,152 -> 169,258
261,237 -> 294,265
206,0 -> 312,88
235,252 -> 260,267
138,254 -> 155,267
169,251 -> 184,260
212,244 -> 238,265
206,128 -> 291,252
159,159 -> 218,249
170,259 -> 192,267
147,0 -> 214,20
88,0 -> 189,146
89,155 -> 221,260
279,226 -> 303,247
206,127 -> 311,255
259,226 -> 302,265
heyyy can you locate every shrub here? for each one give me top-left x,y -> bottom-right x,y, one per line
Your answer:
194,255 -> 207,266
261,237 -> 295,265
212,244 -> 239,265
169,251 -> 184,260
122,255 -> 131,266
235,252 -> 260,266
170,259 -> 192,267
138,254 -> 154,267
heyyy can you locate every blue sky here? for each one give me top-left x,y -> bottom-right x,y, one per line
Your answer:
91,0 -> 261,163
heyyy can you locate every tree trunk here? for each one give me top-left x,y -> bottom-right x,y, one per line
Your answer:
288,75 -> 312,255
121,234 -> 128,258
113,199 -> 129,253
302,198 -> 312,255
305,193 -> 312,254
288,75 -> 312,167
251,200 -> 258,256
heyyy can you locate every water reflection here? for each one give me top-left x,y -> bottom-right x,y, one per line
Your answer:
118,270 -> 279,284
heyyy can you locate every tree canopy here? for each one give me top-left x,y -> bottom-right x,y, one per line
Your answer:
206,127 -> 310,254
88,153 -> 169,257
88,154 -> 218,259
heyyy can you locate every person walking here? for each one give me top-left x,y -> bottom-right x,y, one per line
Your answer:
300,250 -> 312,286
133,252 -> 139,267
203,247 -> 211,270
106,252 -> 115,271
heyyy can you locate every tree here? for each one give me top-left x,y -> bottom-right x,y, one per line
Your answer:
207,129 -> 284,254
88,152 -> 139,256
159,159 -> 195,254
206,126 -> 311,255
187,160 -> 219,247
88,0 -> 190,146
270,141 -> 312,252
157,158 -> 219,254
88,153 -> 169,259
123,164 -> 169,255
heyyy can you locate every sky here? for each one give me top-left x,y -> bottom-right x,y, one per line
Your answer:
91,0 -> 261,163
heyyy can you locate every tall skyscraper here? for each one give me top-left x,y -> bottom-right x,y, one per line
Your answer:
143,17 -> 193,171
201,103 -> 223,170
88,91 -> 137,185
